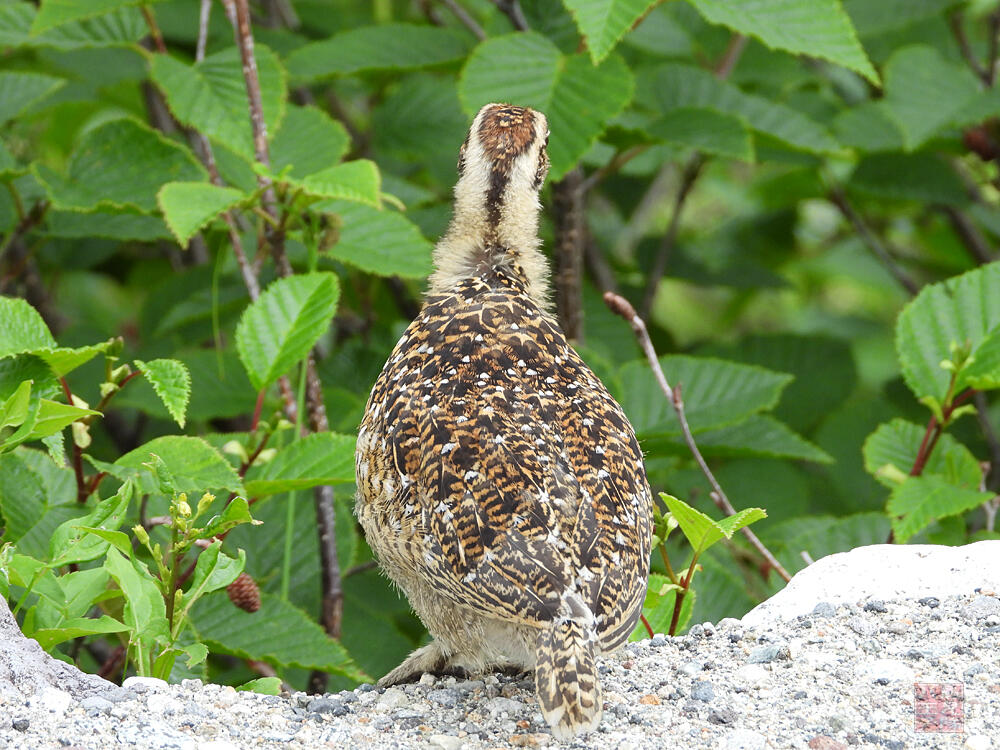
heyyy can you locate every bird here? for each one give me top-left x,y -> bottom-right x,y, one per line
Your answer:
355,103 -> 652,740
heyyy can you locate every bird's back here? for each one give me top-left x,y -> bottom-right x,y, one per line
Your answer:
357,263 -> 651,650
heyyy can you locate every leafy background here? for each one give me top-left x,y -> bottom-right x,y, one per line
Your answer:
1,0 -> 999,692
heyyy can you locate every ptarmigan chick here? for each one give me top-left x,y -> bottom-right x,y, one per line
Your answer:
355,103 -> 652,739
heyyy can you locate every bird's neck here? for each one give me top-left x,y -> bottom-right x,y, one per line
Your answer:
428,184 -> 550,309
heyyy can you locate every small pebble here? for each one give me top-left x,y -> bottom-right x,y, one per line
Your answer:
918,596 -> 940,608
690,681 -> 714,702
12,718 -> 29,732
428,689 -> 460,707
747,644 -> 790,663
863,600 -> 888,613
812,602 -> 837,618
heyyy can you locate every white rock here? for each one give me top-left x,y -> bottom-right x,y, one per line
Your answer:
855,658 -> 914,684
723,729 -> 766,750
376,687 -> 409,711
198,743 -> 240,750
428,735 -> 465,750
30,686 -> 73,714
147,692 -> 177,714
123,675 -> 169,692
733,665 -> 770,688
419,672 -> 436,686
742,541 -> 1000,625
965,735 -> 993,750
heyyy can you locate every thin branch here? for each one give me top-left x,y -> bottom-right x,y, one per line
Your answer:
576,145 -> 649,196
344,560 -> 378,578
196,0 -> 211,61
552,167 -> 586,341
59,377 -> 88,504
829,188 -> 921,296
603,292 -> 792,583
639,154 -> 704,320
0,200 -> 48,262
140,5 -> 168,54
939,205 -> 995,264
950,10 -> 990,86
714,34 -> 748,79
437,0 -> 487,40
492,0 -> 528,31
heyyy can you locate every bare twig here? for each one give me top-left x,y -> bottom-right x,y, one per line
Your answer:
584,235 -> 618,295
140,5 -> 168,54
438,0 -> 487,40
552,167 -> 586,341
576,145 -> 649,196
196,0 -> 211,61
221,0 -> 342,693
714,33 -> 748,79
603,292 -> 792,583
939,205 -> 996,264
950,10 -> 990,85
638,154 -> 704,319
829,189 -> 921,296
492,0 -> 528,31
988,10 -> 1000,86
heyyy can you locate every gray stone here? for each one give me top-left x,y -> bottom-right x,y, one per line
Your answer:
964,595 -> 1000,620
747,644 -> 790,663
690,681 -> 714,702
79,696 -> 114,715
308,697 -> 349,716
812,602 -> 837,618
848,617 -> 877,637
864,599 -> 888,613
650,635 -> 668,647
11,718 -> 29,732
724,729 -> 766,750
427,688 -> 460,707
0,597 -> 111,700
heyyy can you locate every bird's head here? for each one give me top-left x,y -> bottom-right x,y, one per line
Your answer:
430,103 -> 552,306
452,103 -> 550,238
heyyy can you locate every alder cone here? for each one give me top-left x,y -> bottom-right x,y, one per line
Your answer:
226,572 -> 261,613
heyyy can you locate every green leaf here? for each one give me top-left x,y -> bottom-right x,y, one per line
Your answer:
156,182 -> 246,248
104,547 -> 169,674
848,152 -> 967,206
761,511 -> 891,577
620,355 -> 792,436
295,160 -> 381,206
844,0 -> 959,37
178,541 -> 244,624
0,449 -> 79,557
638,63 -> 840,154
661,493 -> 764,555
0,71 -> 65,123
631,572 -> 694,639
646,106 -> 753,161
684,0 -> 878,84
0,297 -> 57,354
244,432 -> 356,497
318,201 -> 433,279
190,591 -> 368,681
700,334 -> 858,433
882,45 -> 980,151
235,272 -> 339,391
658,414 -> 833,463
31,615 -> 128,651
237,676 -> 281,694
459,32 -> 634,179
833,102 -> 905,154
30,7 -> 146,49
199,497 -> 257,543
134,358 -> 191,428
111,436 -> 243,494
150,46 -> 286,161
887,475 -> 992,543
0,381 -> 31,430
863,419 -> 983,490
30,0 -> 152,34
562,0 -> 658,63
44,210 -> 172,242
48,480 -> 133,567
959,327 -> 1000,392
78,526 -> 132,557
33,117 -> 207,213
285,23 -> 471,81
896,263 -> 1000,402
271,105 -> 349,180
7,399 -> 99,449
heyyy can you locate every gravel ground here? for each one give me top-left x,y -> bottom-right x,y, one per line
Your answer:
1,592 -> 998,750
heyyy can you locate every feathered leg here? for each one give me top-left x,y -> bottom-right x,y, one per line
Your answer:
534,618 -> 602,740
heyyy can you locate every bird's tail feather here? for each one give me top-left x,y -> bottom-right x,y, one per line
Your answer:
534,617 -> 602,740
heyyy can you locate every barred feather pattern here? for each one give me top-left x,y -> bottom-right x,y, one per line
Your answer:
354,103 -> 652,739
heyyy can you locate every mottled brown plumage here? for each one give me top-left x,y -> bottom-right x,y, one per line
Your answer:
355,103 -> 651,739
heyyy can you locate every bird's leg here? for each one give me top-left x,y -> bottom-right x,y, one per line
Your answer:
378,640 -> 471,686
